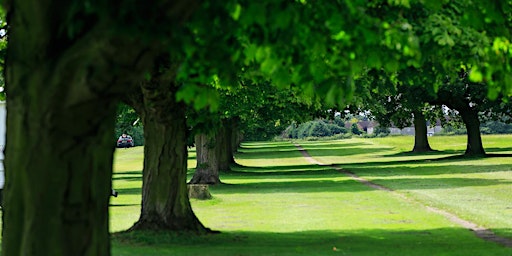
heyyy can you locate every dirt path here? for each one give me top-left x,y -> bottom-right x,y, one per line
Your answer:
294,143 -> 512,248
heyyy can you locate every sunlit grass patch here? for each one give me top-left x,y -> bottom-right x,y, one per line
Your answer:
110,135 -> 512,255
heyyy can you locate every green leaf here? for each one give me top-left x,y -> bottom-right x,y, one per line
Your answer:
469,68 -> 483,82
244,44 -> 258,65
230,4 -> 242,21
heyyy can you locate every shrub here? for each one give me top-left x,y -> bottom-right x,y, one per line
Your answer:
327,123 -> 347,135
308,121 -> 331,137
351,123 -> 362,135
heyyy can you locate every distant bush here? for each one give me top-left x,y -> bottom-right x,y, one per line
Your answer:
327,123 -> 347,135
351,123 -> 362,135
283,119 -> 348,139
374,126 -> 390,137
309,121 -> 331,137
480,121 -> 512,134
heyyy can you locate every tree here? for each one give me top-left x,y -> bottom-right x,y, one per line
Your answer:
124,55 -> 210,232
430,70 -> 512,156
188,79 -> 318,184
350,68 -> 439,152
4,1 -> 512,254
2,1 -> 198,254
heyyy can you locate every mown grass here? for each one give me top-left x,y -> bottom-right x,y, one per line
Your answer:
111,135 -> 512,255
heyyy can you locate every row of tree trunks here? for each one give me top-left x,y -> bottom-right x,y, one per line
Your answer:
189,118 -> 240,184
412,108 -> 484,156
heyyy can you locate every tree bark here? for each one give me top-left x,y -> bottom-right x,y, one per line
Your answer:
125,67 -> 209,232
412,111 -> 434,152
189,133 -> 221,184
231,117 -> 242,153
2,2 -> 164,255
218,119 -> 236,171
4,83 -> 117,256
459,109 -> 486,156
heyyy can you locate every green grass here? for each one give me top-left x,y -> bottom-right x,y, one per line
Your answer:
111,134 -> 512,255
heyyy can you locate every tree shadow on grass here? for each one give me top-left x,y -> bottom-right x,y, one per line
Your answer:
304,146 -> 392,158
292,142 -> 372,150
111,228 -> 512,256
236,146 -> 391,160
211,174 -> 512,194
113,170 -> 142,181
230,164 -> 334,175
110,203 -> 139,207
114,187 -> 142,196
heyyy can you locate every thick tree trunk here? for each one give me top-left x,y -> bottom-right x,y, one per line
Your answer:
4,0 -> 201,254
125,63 -> 209,232
412,111 -> 434,152
189,133 -> 221,184
3,4 -> 156,256
460,109 -> 486,156
128,95 -> 208,232
4,86 -> 117,256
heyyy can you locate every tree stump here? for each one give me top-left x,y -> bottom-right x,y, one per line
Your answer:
187,184 -> 212,200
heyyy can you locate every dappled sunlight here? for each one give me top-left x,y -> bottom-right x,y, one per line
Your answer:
109,135 -> 512,254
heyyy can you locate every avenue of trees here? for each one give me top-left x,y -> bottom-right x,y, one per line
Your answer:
1,1 -> 511,255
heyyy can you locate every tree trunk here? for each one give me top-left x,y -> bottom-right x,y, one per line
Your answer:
459,109 -> 486,156
3,4 -> 156,255
412,111 -> 434,152
4,0 -> 201,254
125,65 -> 209,232
189,133 -> 221,184
231,117 -> 242,153
4,87 -> 117,256
218,119 -> 235,171
128,94 -> 208,232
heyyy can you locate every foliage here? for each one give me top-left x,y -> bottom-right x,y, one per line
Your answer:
219,79 -> 321,141
172,1 -> 512,110
115,103 -> 144,146
374,126 -> 391,136
351,123 -> 362,135
284,119 -> 348,139
480,121 -> 512,134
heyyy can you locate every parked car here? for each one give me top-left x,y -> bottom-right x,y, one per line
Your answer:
117,134 -> 134,148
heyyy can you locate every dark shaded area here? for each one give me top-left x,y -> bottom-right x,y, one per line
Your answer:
110,204 -> 139,207
113,170 -> 143,181
112,228 -> 512,255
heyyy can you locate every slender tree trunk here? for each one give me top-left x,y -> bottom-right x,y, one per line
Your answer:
412,111 -> 434,152
218,119 -> 235,171
189,133 -> 221,184
231,117 -> 242,154
459,109 -> 486,156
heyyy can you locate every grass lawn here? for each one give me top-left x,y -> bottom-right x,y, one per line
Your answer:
110,135 -> 512,255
